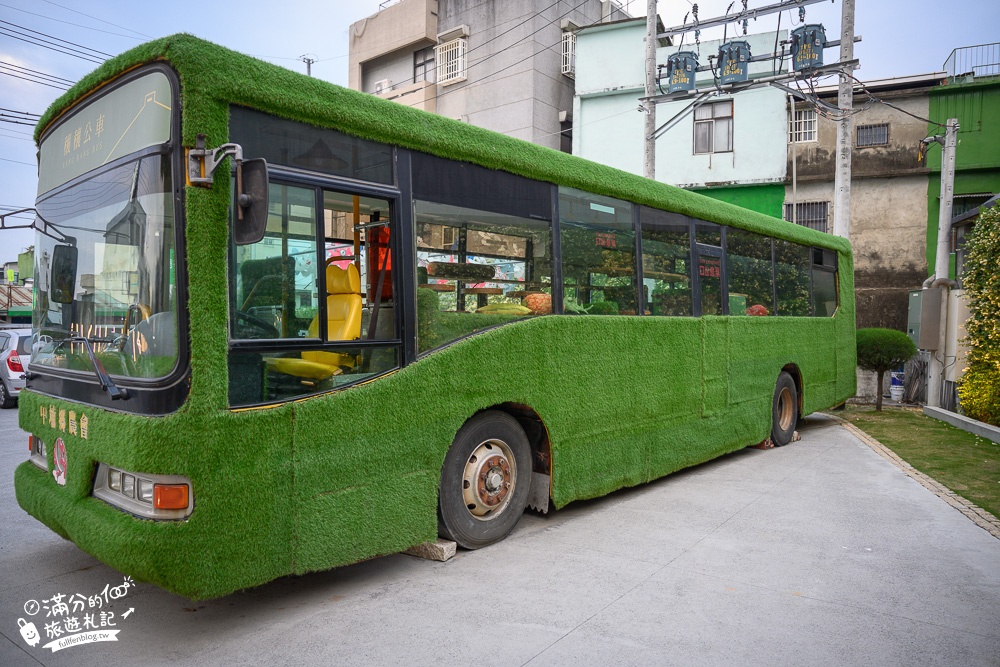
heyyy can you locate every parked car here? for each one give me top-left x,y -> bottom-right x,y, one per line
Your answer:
0,328 -> 32,408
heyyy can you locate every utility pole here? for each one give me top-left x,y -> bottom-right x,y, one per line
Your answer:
926,118 -> 959,408
832,0 -> 855,238
643,0 -> 657,180
300,54 -> 316,77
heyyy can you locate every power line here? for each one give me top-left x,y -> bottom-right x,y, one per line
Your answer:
0,122 -> 34,135
0,62 -> 71,90
0,60 -> 74,85
0,107 -> 42,119
0,68 -> 69,90
261,0 -> 579,74
1,20 -> 113,58
0,26 -> 104,64
399,0 -> 592,110
38,0 -> 153,39
0,109 -> 42,128
0,129 -> 34,141
847,73 -> 945,127
534,105 -> 637,141
0,155 -> 36,166
0,118 -> 38,127
0,3 -> 144,41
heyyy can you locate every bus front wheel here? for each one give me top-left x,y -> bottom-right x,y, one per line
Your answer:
438,411 -> 531,549
771,371 -> 798,446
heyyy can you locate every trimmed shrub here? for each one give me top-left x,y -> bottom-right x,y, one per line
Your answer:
958,205 -> 1000,425
857,327 -> 917,411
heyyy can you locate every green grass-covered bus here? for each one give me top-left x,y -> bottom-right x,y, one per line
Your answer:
14,35 -> 855,599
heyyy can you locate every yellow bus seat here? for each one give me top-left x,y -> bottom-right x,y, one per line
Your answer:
263,264 -> 362,384
302,263 -> 362,370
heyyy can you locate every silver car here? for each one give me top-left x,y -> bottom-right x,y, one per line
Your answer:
0,328 -> 31,409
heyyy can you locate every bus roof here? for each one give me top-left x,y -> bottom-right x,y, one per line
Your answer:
37,33 -> 849,255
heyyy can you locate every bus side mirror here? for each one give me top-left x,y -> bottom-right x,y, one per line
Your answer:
234,158 -> 269,246
50,245 -> 78,304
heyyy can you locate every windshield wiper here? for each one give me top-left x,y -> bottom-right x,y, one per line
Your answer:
53,336 -> 130,400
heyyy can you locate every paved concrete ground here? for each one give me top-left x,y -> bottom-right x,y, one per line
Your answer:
1,407 -> 998,666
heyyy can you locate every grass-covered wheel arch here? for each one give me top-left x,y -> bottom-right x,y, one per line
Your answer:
16,34 -> 856,599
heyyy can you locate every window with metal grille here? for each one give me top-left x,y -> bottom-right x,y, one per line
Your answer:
561,32 -> 576,78
784,201 -> 829,233
951,193 -> 993,217
693,100 -> 733,154
788,108 -> 817,142
435,38 -> 467,85
414,47 -> 435,84
856,123 -> 889,147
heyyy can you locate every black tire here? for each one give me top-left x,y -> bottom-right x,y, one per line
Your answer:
771,371 -> 798,446
438,411 -> 531,549
0,378 -> 17,410
0,380 -> 14,409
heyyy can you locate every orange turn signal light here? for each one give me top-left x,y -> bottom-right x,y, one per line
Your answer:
153,484 -> 189,510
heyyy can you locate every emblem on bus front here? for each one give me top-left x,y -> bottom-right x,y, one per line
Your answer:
53,438 -> 67,486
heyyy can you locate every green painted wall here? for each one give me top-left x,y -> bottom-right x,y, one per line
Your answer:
926,80 -> 1000,270
693,183 -> 786,220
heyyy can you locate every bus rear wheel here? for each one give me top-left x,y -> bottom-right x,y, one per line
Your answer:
771,371 -> 798,446
438,411 -> 531,549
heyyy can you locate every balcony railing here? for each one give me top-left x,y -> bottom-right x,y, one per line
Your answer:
944,43 -> 1000,82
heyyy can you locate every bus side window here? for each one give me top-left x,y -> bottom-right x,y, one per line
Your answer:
414,201 -> 553,353
230,183 -> 318,340
775,240 -> 811,316
812,248 -> 838,317
727,229 -> 774,316
558,187 -> 636,315
639,207 -> 691,316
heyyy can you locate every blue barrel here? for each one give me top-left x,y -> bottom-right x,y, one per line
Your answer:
790,25 -> 826,71
666,51 -> 698,92
718,40 -> 751,84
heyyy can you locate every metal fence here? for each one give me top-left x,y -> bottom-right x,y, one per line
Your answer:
944,43 -> 1000,81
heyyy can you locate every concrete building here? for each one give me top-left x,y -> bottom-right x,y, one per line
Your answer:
348,0 -> 630,152
927,44 -> 1000,410
573,21 -> 788,218
787,72 -> 944,330
569,20 -> 1000,335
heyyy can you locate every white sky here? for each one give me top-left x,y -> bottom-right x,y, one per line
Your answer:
1,0 -> 998,266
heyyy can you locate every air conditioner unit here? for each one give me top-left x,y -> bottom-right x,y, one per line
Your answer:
373,79 -> 391,94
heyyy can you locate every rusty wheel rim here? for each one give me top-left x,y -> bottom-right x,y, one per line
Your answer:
777,386 -> 795,432
461,439 -> 517,521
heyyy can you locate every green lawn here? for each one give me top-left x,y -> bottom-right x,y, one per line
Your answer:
841,405 -> 1000,521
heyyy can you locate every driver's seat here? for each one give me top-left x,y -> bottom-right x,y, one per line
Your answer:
264,263 -> 363,385
302,263 -> 362,369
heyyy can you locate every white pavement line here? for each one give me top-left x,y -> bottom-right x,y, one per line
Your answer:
827,414 -> 1000,540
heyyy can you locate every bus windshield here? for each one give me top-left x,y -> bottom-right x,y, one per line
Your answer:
32,154 -> 179,379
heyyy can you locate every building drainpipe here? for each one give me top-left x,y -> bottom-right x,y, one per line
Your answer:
924,118 -> 959,408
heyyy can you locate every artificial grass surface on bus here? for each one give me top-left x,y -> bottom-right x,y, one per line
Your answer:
18,34 -> 855,599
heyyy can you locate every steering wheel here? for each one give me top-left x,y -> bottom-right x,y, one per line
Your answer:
233,310 -> 280,339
